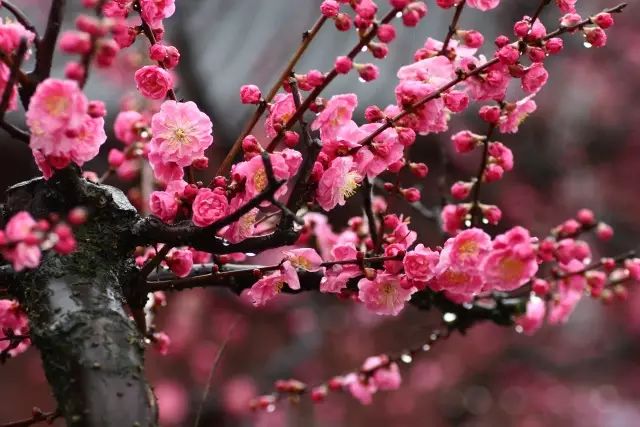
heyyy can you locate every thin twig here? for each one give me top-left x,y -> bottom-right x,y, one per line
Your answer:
216,16 -> 328,177
193,317 -> 239,427
469,121 -> 498,227
0,409 -> 60,427
265,7 -> 401,152
440,0 -> 466,55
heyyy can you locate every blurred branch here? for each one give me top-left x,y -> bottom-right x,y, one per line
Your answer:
216,16 -> 328,177
27,0 -> 66,96
363,179 -> 381,252
193,317 -> 239,427
0,409 -> 60,427
469,120 -> 499,227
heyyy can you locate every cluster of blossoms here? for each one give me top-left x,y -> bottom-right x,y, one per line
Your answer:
0,210 -> 82,272
0,300 -> 30,359
0,18 -> 35,112
58,1 -> 121,82
0,0 -> 631,419
244,213 -> 541,314
26,79 -> 107,178
515,210 -> 639,335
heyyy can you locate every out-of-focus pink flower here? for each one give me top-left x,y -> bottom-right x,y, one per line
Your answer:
155,381 -> 188,426
114,110 -> 145,145
516,296 -> 546,335
555,0 -> 577,13
467,0 -> 500,11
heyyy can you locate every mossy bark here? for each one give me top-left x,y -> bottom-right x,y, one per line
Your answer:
4,171 -> 158,427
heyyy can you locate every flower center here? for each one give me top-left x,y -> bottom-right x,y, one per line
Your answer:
253,168 -> 268,192
44,95 -> 69,117
340,171 -> 361,199
499,257 -> 525,281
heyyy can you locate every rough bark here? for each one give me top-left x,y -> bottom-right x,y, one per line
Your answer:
4,170 -> 158,427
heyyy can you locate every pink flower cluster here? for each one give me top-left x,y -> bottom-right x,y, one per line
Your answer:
58,5 -> 121,82
0,211 -> 79,272
342,356 -> 402,405
26,79 -> 107,178
0,300 -> 30,358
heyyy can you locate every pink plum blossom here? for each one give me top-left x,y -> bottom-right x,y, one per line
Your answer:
403,244 -> 440,283
358,273 -> 416,316
481,226 -> 538,291
140,0 -> 176,27
316,156 -> 363,211
283,248 -> 324,271
166,248 -> 193,278
467,0 -> 500,11
191,187 -> 229,227
0,300 -> 30,357
499,96 -> 537,133
114,110 -> 145,145
264,93 -> 296,138
27,79 -> 106,175
134,65 -> 173,100
311,93 -> 358,141
148,100 -> 213,181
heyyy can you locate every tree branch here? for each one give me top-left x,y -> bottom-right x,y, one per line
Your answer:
29,0 -> 65,85
216,16 -> 328,177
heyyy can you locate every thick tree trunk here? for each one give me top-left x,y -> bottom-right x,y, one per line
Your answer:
5,172 -> 158,426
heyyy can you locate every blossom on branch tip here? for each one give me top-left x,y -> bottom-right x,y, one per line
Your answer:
27,79 -> 106,177
149,100 -> 213,176
134,65 -> 173,100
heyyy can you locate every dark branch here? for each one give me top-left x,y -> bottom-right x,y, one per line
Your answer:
0,1 -> 39,40
0,409 -> 60,427
30,0 -> 65,83
0,38 -> 28,122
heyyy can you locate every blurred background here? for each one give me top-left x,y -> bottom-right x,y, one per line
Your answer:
1,0 -> 640,426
